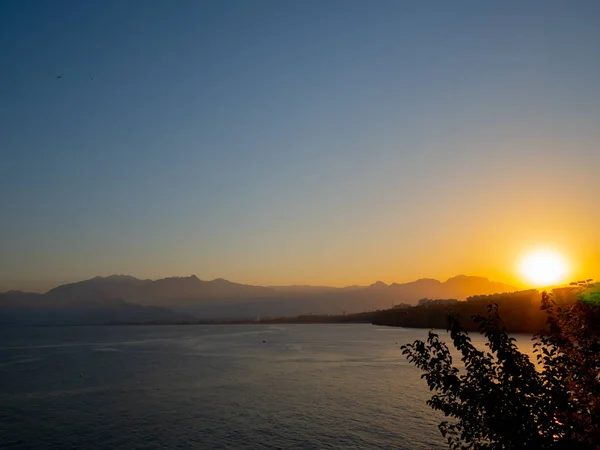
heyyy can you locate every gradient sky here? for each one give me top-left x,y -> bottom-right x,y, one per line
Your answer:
1,0 -> 599,291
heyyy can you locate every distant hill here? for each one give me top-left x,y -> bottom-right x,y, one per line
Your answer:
45,275 -> 153,305
0,289 -> 189,326
373,289 -> 547,333
317,276 -> 517,312
45,275 -> 275,306
0,274 -> 517,324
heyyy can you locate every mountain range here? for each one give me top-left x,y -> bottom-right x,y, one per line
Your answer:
0,274 -> 517,326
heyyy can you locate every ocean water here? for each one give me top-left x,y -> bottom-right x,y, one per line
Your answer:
0,324 -> 529,449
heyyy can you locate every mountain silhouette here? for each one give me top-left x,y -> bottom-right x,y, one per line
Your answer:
0,274 -> 517,324
0,290 -> 188,326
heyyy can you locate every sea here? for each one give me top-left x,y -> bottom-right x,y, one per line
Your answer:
0,324 -> 535,449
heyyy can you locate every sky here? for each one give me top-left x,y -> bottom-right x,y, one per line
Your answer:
1,0 -> 599,291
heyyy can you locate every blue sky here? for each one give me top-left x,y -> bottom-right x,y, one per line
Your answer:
1,0 -> 599,290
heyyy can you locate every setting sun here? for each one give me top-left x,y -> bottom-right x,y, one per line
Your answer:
518,248 -> 569,287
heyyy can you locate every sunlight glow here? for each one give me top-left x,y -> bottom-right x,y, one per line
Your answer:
518,248 -> 569,287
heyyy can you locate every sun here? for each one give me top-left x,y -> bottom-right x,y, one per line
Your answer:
518,248 -> 569,287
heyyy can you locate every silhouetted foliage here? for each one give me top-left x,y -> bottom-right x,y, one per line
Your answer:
402,287 -> 600,449
374,290 -> 545,332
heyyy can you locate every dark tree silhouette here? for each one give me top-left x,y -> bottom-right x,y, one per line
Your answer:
402,286 -> 600,450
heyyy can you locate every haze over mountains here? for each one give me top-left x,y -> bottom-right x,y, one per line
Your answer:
0,275 -> 517,326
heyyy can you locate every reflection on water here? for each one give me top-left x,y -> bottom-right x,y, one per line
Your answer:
0,324 -> 535,449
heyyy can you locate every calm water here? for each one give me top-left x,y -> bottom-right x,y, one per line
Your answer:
0,324 -> 533,449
